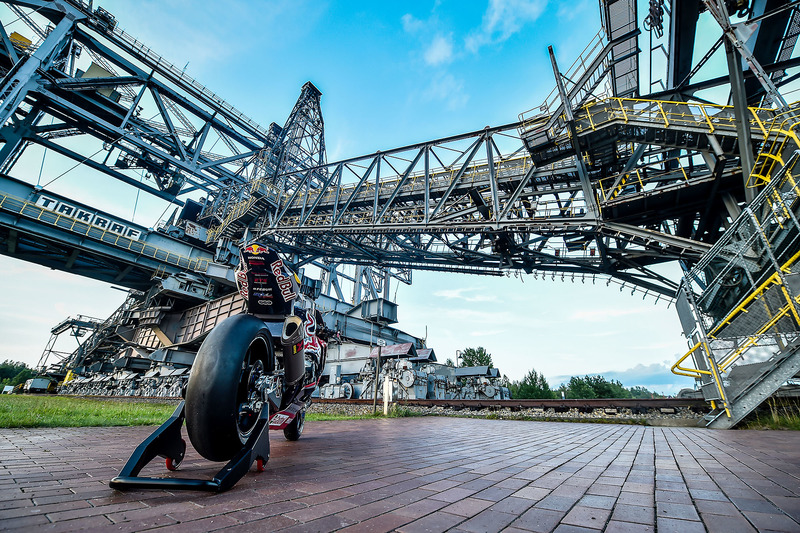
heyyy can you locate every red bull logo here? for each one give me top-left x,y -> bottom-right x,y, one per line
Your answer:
235,269 -> 249,298
244,243 -> 270,255
270,259 -> 297,301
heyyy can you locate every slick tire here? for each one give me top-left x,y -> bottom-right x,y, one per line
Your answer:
185,314 -> 273,462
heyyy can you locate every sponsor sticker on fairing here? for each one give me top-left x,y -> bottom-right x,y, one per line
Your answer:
235,269 -> 249,299
269,412 -> 291,428
270,259 -> 297,301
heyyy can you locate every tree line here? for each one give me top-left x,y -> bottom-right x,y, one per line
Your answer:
503,370 -> 663,399
0,360 -> 35,388
449,347 -> 664,399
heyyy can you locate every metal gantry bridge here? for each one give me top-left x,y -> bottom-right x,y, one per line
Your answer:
1,0 -> 800,426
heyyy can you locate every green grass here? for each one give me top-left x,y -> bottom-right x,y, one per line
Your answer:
0,395 -> 423,428
740,398 -> 800,430
0,395 -> 177,428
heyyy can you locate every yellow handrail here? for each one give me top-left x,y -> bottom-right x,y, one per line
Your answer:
671,342 -> 713,378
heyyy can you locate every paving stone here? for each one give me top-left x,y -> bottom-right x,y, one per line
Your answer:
38,514 -> 115,531
396,511 -> 464,532
577,494 -> 616,510
282,499 -> 354,522
693,498 -> 740,516
337,511 -> 412,533
616,491 -> 654,507
560,505 -> 611,529
223,514 -> 299,532
603,520 -> 654,533
655,517 -> 706,533
489,496 -> 536,515
610,504 -> 653,525
393,498 -> 450,519
688,488 -> 727,501
0,513 -> 51,531
456,509 -> 517,533
429,486 -> 479,503
474,486 -> 516,502
731,496 -> 782,514
1,419 -> 800,533
742,510 -> 800,531
440,496 -> 494,518
766,495 -> 800,523
585,483 -> 621,497
510,506 -> 565,532
277,512 -> 357,533
701,511 -> 757,533
514,486 -> 552,501
536,494 -> 580,512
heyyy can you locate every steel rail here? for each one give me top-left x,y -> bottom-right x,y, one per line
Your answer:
316,397 -> 708,410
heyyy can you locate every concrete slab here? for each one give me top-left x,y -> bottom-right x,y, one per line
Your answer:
1,418 -> 799,532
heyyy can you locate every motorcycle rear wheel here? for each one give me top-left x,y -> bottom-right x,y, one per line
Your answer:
185,314 -> 274,461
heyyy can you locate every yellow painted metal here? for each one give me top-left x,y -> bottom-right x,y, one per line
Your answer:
671,342 -> 713,378
670,136 -> 800,408
700,106 -> 715,133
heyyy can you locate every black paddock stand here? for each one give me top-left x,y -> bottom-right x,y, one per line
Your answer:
109,401 -> 270,492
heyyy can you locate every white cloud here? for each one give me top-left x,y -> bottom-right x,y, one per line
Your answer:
550,362 -> 696,395
570,307 -> 647,322
555,0 -> 591,22
423,73 -> 469,110
433,287 -> 497,302
424,34 -> 454,66
466,0 -> 548,53
471,329 -> 507,337
401,13 -> 424,34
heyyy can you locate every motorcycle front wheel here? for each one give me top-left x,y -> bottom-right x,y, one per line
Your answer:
185,314 -> 274,462
283,410 -> 305,441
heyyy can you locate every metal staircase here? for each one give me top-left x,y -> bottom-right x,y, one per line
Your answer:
672,107 -> 800,427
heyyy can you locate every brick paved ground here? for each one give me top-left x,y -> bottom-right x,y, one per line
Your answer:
1,418 -> 799,532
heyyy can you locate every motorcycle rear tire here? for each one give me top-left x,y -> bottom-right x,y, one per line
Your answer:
185,314 -> 273,462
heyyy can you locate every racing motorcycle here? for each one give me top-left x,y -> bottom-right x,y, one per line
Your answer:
110,243 -> 326,492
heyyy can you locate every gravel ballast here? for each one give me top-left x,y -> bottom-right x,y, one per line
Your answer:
307,401 -> 706,426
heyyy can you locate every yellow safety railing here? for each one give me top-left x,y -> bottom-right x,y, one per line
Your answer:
597,154 -> 692,203
674,257 -> 800,369
574,97 -> 775,138
0,192 -> 212,273
748,107 -> 800,188
206,171 -> 283,242
671,158 -> 800,415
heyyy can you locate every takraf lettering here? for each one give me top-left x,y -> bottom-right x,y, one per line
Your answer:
33,193 -> 144,240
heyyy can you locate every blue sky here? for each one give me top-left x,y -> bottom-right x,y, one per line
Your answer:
0,0 -> 698,394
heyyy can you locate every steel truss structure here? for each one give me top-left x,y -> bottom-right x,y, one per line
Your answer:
2,0 -> 800,424
253,0 -> 800,303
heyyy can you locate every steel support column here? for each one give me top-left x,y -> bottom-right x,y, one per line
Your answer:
548,46 -> 600,220
725,39 -> 756,203
0,14 -> 78,126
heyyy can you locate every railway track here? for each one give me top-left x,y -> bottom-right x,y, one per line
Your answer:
58,394 -> 708,412
317,397 -> 709,413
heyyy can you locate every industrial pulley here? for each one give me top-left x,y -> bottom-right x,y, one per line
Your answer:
399,370 -> 415,388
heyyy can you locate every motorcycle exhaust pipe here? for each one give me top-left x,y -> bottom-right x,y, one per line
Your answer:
281,315 -> 306,385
